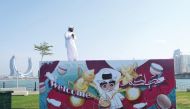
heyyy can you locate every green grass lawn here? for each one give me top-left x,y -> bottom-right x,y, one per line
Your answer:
12,92 -> 190,109
12,94 -> 39,109
176,91 -> 190,109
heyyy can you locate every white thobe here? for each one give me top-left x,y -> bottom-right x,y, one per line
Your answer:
65,31 -> 78,61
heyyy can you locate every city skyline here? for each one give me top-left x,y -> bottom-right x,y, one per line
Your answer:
1,0 -> 190,76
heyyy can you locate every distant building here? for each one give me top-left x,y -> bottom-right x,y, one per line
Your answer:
180,55 -> 190,73
173,49 -> 190,75
9,55 -> 33,78
173,49 -> 181,74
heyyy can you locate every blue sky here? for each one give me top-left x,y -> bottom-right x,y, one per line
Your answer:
0,0 -> 190,76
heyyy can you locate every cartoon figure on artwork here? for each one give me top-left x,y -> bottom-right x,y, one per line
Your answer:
94,68 -> 125,109
65,26 -> 78,61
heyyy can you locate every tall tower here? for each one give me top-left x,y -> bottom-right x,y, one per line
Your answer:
10,55 -> 18,76
173,49 -> 181,74
9,55 -> 33,78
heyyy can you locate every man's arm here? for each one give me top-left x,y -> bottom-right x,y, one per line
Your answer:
71,33 -> 76,39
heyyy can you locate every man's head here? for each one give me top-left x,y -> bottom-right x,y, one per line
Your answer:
68,26 -> 74,32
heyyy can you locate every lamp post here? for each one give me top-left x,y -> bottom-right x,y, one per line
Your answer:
34,81 -> 37,91
3,82 -> 5,88
16,72 -> 19,88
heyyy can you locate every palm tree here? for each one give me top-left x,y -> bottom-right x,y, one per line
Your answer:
34,42 -> 53,61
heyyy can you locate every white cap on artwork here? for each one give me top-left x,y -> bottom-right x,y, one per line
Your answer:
150,63 -> 163,76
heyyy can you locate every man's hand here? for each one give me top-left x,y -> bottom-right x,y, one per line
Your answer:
71,34 -> 74,38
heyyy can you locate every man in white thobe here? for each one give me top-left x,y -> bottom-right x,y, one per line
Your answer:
65,26 -> 78,61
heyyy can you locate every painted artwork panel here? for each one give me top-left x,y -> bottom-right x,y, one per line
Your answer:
39,59 -> 176,109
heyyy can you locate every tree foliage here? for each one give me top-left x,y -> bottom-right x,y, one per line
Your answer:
34,42 -> 53,61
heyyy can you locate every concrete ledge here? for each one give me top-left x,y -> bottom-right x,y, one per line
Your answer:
28,91 -> 39,95
0,87 -> 29,96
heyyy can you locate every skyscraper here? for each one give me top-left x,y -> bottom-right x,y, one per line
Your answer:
173,49 -> 190,74
9,56 -> 33,78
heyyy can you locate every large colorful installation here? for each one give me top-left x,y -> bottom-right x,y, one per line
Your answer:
39,59 -> 176,109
